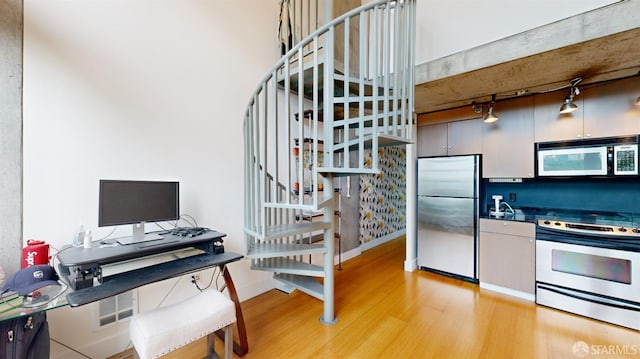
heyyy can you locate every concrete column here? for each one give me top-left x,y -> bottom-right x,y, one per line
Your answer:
0,0 -> 23,276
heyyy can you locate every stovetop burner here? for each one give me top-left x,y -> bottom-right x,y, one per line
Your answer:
537,219 -> 640,239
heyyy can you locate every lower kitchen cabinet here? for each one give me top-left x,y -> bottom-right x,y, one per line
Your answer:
479,219 -> 535,298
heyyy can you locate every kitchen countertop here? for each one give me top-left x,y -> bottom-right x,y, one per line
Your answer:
481,207 -> 640,228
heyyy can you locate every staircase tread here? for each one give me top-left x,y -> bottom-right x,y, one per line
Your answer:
252,257 -> 325,277
316,167 -> 381,176
266,221 -> 330,237
274,273 -> 324,300
332,133 -> 412,152
264,192 -> 334,210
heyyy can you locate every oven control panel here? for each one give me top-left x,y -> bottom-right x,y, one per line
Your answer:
537,219 -> 640,238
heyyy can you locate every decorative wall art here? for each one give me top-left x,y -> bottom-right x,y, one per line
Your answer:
359,147 -> 406,244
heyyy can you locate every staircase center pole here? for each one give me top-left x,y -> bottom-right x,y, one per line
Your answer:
321,173 -> 336,325
319,0 -> 336,326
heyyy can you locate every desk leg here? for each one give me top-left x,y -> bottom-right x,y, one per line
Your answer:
217,264 -> 249,356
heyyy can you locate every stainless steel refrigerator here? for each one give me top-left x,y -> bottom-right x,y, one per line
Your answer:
417,155 -> 479,282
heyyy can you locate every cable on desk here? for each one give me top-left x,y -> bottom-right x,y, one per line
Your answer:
179,214 -> 198,227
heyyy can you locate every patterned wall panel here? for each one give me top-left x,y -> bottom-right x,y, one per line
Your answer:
359,147 -> 406,244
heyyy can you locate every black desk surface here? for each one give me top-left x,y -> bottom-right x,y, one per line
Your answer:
55,230 -> 243,307
65,251 -> 242,307
57,230 -> 227,267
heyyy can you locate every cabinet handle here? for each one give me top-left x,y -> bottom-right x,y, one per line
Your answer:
441,145 -> 446,149
447,145 -> 451,149
585,133 -> 591,138
503,222 -> 508,226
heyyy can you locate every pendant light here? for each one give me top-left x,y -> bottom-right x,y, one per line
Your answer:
484,94 -> 498,123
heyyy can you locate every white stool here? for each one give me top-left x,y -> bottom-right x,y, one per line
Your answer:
130,289 -> 236,359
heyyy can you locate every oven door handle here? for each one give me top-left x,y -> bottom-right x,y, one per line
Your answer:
537,284 -> 640,312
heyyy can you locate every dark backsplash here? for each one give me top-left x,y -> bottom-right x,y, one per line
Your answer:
482,178 -> 640,216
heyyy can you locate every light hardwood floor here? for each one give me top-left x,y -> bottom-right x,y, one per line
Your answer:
166,236 -> 640,358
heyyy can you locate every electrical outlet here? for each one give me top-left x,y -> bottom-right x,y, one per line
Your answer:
509,193 -> 517,202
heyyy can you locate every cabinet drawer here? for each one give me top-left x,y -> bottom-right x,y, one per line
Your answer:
479,218 -> 534,237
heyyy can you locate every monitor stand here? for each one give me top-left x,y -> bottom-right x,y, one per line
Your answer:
116,222 -> 163,245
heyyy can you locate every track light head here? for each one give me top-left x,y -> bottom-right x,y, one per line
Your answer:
559,96 -> 578,114
483,94 -> 498,123
559,78 -> 581,114
484,107 -> 498,123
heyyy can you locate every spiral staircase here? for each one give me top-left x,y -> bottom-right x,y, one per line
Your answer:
243,0 -> 415,324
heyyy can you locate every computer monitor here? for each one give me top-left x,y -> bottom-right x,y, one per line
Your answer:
98,180 -> 179,244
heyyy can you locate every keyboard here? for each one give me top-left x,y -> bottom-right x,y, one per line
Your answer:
168,227 -> 211,238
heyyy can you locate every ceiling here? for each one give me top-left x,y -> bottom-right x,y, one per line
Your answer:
414,13 -> 640,116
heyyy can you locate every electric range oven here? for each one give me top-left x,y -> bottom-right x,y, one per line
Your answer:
536,219 -> 640,330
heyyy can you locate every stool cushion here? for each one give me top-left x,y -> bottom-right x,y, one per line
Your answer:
130,289 -> 236,359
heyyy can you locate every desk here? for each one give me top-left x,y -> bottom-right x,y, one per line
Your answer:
3,232 -> 249,356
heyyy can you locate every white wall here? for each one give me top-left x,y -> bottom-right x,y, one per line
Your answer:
23,0 -> 279,357
415,0 -> 618,64
21,0 -> 622,357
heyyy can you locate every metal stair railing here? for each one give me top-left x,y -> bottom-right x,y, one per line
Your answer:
245,0 -> 415,230
279,0 -> 320,56
244,0 -> 415,325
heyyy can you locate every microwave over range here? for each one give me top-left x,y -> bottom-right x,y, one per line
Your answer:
536,135 -> 639,177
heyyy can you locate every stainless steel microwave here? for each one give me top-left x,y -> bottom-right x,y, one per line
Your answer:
536,136 -> 639,177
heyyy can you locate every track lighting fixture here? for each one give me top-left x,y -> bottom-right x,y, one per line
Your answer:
559,77 -> 582,114
484,94 -> 498,123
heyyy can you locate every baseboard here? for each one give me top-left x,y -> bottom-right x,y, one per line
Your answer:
361,229 -> 406,251
404,257 -> 418,272
479,282 -> 535,302
336,246 -> 361,265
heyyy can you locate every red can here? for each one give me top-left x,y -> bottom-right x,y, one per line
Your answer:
22,240 -> 50,268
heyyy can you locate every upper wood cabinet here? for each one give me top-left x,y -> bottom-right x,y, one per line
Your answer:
583,76 -> 640,138
417,119 -> 482,157
482,96 -> 535,178
535,76 -> 640,142
533,91 -> 584,142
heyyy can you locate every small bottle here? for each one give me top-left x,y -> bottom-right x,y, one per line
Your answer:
73,225 -> 86,247
83,230 -> 93,249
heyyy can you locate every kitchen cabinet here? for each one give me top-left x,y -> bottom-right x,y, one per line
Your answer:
479,219 -> 535,297
482,96 -> 534,178
417,118 -> 482,157
582,76 -> 640,138
535,76 -> 640,142
533,91 -> 585,142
